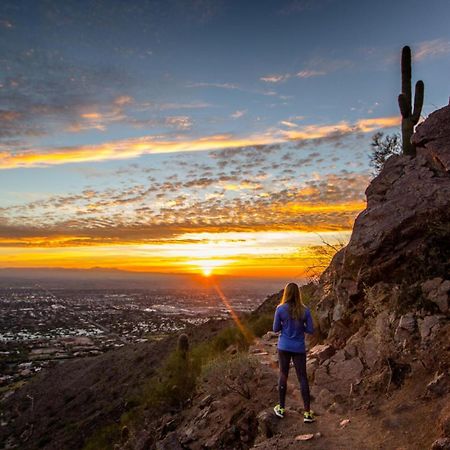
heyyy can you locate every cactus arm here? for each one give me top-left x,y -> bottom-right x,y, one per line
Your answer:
412,80 -> 424,123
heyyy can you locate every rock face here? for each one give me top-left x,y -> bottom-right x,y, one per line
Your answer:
316,104 -> 450,337
306,103 -> 450,415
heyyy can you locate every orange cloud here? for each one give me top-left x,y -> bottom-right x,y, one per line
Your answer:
0,115 -> 400,169
280,200 -> 366,214
282,116 -> 400,140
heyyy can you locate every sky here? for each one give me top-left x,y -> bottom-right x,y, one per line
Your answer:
1,0 -> 450,280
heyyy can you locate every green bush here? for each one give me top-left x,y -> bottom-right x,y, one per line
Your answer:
247,313 -> 273,337
211,325 -> 249,352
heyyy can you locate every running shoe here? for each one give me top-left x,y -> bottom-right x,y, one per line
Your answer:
303,411 -> 315,423
273,404 -> 285,418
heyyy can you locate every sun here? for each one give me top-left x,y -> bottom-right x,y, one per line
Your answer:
201,267 -> 213,277
191,259 -> 228,277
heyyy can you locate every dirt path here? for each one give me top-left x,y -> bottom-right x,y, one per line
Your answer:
248,336 -> 443,450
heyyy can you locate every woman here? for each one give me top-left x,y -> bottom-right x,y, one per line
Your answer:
273,282 -> 315,423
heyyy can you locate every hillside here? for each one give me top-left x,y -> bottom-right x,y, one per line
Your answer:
1,103 -> 449,450
0,319 -> 233,449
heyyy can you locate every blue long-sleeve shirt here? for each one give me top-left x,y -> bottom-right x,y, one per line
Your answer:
273,303 -> 314,353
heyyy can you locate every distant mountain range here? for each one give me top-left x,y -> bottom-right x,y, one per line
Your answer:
0,267 -> 291,292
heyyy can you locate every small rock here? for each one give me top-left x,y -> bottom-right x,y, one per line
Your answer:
332,301 -> 345,322
360,334 -> 380,369
427,372 -> 449,396
344,342 -> 358,358
431,437 -> 450,450
309,344 -> 336,363
295,433 -> 314,441
199,394 -> 213,409
306,357 -> 320,377
422,278 -> 450,313
395,313 -> 417,343
156,431 -> 183,450
257,410 -> 278,438
316,388 -> 334,408
422,277 -> 443,295
262,331 -> 278,341
339,418 -> 350,428
328,357 -> 364,395
418,315 -> 444,341
398,313 -> 416,332
331,349 -> 346,363
315,432 -> 322,438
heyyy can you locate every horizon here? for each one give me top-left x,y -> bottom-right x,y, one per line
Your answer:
1,0 -> 450,278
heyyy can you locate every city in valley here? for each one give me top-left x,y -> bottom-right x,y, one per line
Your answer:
0,285 -> 269,394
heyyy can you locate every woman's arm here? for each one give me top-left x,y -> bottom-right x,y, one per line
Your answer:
273,307 -> 282,332
304,308 -> 314,334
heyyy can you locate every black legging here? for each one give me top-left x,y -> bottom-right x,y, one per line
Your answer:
278,349 -> 310,411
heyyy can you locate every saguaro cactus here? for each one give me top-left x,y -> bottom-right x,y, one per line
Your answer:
398,45 -> 424,156
177,333 -> 189,358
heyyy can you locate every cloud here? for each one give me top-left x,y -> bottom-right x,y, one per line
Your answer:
230,110 -> 247,119
128,115 -> 194,130
282,116 -> 400,140
280,120 -> 299,128
113,95 -> 134,106
0,47 -> 133,143
186,82 -> 240,90
154,101 -> 212,110
0,133 -> 277,169
0,115 -> 400,169
299,56 -> 353,77
1,144 -> 371,251
164,116 -> 193,130
296,69 -> 326,78
260,74 -> 291,83
415,38 -> 450,61
0,192 -> 364,247
261,56 -> 351,83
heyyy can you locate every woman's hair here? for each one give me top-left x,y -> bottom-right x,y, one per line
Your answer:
280,282 -> 306,320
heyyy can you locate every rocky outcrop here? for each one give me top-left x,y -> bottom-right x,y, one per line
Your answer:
304,104 -> 450,434
316,104 -> 450,339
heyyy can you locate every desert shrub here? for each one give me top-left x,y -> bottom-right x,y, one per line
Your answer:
211,325 -> 249,352
369,132 -> 401,175
201,353 -> 260,399
305,236 -> 347,281
247,313 -> 273,337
